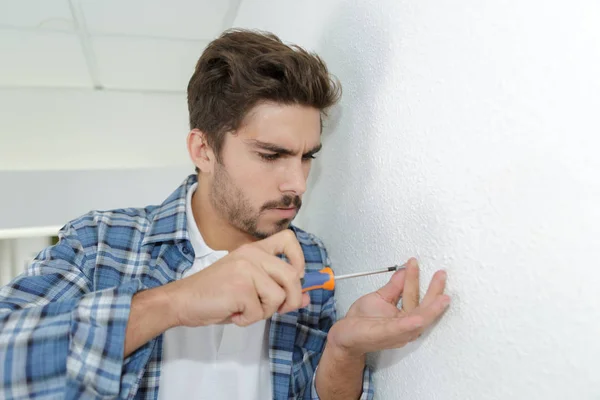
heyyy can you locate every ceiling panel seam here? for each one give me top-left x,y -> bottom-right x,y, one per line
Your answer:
0,84 -> 184,95
221,0 -> 243,33
68,0 -> 102,89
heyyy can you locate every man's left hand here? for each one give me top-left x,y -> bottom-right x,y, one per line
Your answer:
326,257 -> 450,357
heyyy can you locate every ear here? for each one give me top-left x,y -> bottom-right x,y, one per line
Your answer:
187,129 -> 216,174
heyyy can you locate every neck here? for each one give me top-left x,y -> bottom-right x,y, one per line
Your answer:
192,177 -> 256,252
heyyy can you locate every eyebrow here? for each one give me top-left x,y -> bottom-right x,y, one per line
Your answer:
246,140 -> 322,157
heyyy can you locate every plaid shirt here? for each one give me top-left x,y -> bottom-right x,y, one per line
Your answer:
0,175 -> 373,399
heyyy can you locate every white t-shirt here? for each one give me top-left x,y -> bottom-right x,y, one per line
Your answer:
158,183 -> 273,399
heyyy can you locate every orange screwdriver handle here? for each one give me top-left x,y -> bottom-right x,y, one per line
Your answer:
301,267 -> 335,292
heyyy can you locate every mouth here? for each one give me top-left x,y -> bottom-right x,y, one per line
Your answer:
269,207 -> 298,218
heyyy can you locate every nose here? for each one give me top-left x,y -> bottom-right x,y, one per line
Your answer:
279,161 -> 307,197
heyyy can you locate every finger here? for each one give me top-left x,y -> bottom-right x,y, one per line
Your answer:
251,266 -> 288,318
231,282 -> 265,327
371,317 -> 422,349
421,269 -> 448,307
301,293 -> 310,308
401,258 -> 420,312
254,230 -> 305,277
376,267 -> 406,305
391,315 -> 428,344
411,294 -> 451,330
259,257 -> 304,314
243,245 -> 305,313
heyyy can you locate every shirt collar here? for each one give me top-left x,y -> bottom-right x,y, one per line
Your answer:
141,174 -> 197,246
185,181 -> 225,258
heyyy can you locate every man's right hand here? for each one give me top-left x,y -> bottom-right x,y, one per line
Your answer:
164,229 -> 309,328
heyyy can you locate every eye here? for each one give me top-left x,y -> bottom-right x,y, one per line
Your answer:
259,153 -> 280,162
302,154 -> 317,161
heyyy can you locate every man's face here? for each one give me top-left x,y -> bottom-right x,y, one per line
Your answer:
209,102 -> 322,239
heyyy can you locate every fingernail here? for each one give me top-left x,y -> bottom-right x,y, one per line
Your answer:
442,296 -> 451,307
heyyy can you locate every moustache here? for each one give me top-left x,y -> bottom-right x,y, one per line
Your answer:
262,195 -> 302,212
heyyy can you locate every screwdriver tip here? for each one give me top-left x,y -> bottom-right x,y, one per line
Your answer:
388,265 -> 404,272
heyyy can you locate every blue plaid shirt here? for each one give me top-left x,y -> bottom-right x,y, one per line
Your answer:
0,175 -> 373,399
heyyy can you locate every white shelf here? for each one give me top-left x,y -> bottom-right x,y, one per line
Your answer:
0,226 -> 62,240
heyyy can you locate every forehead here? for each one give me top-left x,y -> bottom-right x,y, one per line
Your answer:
235,102 -> 321,148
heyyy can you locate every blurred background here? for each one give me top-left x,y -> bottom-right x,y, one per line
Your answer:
1,1 -> 600,399
0,0 -> 241,284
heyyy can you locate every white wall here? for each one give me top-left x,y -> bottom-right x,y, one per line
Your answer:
234,1 -> 600,399
0,89 -> 194,232
0,167 -> 192,231
0,88 -> 190,170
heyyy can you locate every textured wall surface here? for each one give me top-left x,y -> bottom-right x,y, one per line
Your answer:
234,1 -> 600,399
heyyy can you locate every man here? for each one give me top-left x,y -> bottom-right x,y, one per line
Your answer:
0,29 -> 450,399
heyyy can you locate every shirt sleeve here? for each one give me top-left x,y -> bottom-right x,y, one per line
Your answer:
309,294 -> 375,400
0,223 -> 152,399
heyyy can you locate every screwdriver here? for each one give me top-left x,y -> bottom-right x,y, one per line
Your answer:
301,265 -> 405,293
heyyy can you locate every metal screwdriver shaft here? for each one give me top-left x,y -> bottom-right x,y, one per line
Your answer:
301,265 -> 405,292
334,265 -> 405,281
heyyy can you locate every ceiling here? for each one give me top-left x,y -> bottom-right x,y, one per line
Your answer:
0,0 -> 242,92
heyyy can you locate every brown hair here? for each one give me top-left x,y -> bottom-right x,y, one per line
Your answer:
187,28 -> 341,166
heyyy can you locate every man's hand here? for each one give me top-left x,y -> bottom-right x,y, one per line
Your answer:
315,258 -> 450,400
315,258 -> 450,399
124,229 -> 308,357
164,229 -> 310,328
327,257 -> 450,356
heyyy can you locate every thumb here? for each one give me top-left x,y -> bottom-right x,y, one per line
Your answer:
254,230 -> 305,272
376,268 -> 406,305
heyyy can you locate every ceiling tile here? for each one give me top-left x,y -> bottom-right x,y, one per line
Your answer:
81,0 -> 236,40
0,0 -> 74,31
93,36 -> 207,91
0,30 -> 93,88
